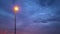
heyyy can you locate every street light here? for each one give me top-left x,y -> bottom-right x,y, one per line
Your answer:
14,5 -> 19,13
14,5 -> 19,34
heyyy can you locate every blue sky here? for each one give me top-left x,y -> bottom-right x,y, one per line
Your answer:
0,0 -> 60,34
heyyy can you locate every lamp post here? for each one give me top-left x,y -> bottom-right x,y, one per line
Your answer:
14,5 -> 19,34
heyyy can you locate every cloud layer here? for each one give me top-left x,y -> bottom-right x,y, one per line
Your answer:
0,0 -> 60,34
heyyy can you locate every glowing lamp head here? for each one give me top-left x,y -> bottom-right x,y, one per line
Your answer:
14,5 -> 19,13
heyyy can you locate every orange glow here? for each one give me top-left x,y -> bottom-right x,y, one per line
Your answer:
14,5 -> 19,13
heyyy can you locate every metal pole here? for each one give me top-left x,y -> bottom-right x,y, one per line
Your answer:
14,13 -> 16,34
13,0 -> 17,34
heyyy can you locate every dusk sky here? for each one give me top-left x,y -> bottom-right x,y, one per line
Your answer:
0,0 -> 60,34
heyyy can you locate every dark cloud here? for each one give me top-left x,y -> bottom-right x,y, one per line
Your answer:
39,0 -> 55,6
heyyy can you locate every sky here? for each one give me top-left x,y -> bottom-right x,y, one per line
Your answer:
0,0 -> 60,34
